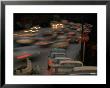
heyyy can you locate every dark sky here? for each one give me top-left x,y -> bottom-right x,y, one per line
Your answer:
14,13 -> 97,30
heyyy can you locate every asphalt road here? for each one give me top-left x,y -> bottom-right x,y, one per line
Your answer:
14,28 -> 81,75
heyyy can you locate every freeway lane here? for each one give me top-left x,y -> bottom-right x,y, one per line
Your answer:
14,28 -> 81,75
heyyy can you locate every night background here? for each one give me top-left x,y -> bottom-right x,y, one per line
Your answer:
14,13 -> 97,29
14,13 -> 97,75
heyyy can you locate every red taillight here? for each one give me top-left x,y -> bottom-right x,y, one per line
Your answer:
16,53 -> 32,59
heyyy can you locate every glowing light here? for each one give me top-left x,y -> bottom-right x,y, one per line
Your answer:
29,30 -> 33,32
24,30 -> 29,33
59,24 -> 63,26
35,27 -> 37,28
30,25 -> 41,30
31,31 -> 36,33
51,23 -> 64,31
